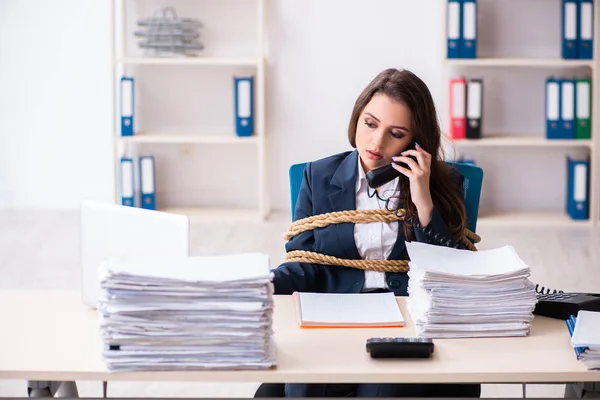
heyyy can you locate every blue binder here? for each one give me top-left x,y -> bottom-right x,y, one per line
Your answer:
566,315 -> 587,358
461,0 -> 477,58
139,155 -> 156,210
447,0 -> 462,58
579,0 -> 594,59
566,157 -> 589,220
545,77 -> 562,139
561,79 -> 576,139
234,77 -> 254,137
562,0 -> 579,59
120,77 -> 134,136
120,157 -> 135,207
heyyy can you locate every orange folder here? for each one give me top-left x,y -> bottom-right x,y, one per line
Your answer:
292,291 -> 405,329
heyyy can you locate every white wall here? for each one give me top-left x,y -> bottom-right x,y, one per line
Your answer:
0,1 -> 113,209
0,0 -> 585,215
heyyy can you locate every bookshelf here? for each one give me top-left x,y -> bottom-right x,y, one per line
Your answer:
442,0 -> 599,228
444,58 -> 595,68
110,0 -> 270,222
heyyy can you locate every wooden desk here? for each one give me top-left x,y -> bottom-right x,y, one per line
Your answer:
0,290 -> 599,384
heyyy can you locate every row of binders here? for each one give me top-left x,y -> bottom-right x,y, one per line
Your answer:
562,0 -> 595,60
446,0 -> 595,60
119,76 -> 255,137
448,77 -> 483,140
448,76 -> 593,141
120,156 -> 156,210
545,77 -> 592,140
98,253 -> 276,371
446,0 -> 477,59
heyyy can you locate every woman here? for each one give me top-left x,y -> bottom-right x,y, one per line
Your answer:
262,68 -> 480,398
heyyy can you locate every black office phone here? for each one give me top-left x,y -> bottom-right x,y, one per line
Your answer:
366,142 -> 417,189
533,285 -> 600,320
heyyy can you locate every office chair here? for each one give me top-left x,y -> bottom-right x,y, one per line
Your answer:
288,161 -> 484,233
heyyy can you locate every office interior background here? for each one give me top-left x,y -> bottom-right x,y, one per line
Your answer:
0,0 -> 598,397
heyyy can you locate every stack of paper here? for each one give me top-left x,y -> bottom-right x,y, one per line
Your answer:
97,253 -> 276,372
405,242 -> 538,338
570,311 -> 600,370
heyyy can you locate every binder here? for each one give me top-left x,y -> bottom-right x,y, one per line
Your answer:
120,77 -> 134,137
566,157 -> 589,220
575,78 -> 591,139
562,0 -> 579,59
447,0 -> 462,58
449,77 -> 467,139
579,0 -> 594,59
466,78 -> 482,139
234,76 -> 254,137
140,155 -> 156,210
561,79 -> 576,139
566,316 -> 587,358
461,0 -> 477,58
545,77 -> 562,139
120,158 -> 135,207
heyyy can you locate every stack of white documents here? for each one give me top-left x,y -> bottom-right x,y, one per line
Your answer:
405,242 -> 537,338
571,311 -> 600,370
97,253 -> 276,372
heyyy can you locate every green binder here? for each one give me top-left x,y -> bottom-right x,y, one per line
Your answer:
575,78 -> 592,140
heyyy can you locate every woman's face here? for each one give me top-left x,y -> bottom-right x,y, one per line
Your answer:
355,93 -> 414,173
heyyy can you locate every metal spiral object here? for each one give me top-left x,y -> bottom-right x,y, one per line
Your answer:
135,7 -> 204,57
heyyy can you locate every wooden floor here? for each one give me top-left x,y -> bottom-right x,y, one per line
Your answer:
0,210 -> 598,398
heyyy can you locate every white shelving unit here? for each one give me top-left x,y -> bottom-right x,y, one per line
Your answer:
442,0 -> 599,228
109,0 -> 269,223
445,58 -> 595,68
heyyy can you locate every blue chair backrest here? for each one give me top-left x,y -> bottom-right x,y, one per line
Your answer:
289,161 -> 483,233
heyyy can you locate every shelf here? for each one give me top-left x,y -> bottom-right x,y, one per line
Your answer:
117,57 -> 262,67
444,58 -> 594,68
477,211 -> 591,228
111,1 -> 270,222
159,207 -> 264,223
115,133 -> 259,144
449,136 -> 593,148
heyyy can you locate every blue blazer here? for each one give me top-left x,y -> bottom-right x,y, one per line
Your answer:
272,150 -> 466,296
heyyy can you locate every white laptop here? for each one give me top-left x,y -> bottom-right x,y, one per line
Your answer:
80,200 -> 190,308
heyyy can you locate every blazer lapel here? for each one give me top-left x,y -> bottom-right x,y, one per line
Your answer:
328,150 -> 361,260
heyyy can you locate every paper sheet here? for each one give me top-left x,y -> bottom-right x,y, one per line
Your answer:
294,292 -> 404,327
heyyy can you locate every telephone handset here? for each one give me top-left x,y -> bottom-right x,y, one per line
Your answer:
533,285 -> 600,320
366,142 -> 418,189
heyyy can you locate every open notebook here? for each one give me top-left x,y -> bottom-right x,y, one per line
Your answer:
292,292 -> 405,328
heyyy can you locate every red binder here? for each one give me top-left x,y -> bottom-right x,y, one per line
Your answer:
449,77 -> 467,140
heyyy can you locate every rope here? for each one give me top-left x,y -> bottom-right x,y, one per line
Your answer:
286,250 -> 410,273
283,209 -> 480,273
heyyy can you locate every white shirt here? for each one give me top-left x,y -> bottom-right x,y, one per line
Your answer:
354,159 -> 400,291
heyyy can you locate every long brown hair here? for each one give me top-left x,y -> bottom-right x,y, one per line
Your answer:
348,68 -> 467,241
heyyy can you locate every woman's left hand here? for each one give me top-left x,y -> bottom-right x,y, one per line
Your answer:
391,142 -> 434,226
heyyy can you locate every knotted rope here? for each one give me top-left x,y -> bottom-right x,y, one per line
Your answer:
283,209 -> 480,273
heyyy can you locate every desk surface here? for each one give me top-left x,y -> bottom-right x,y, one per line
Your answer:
0,290 -> 599,383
